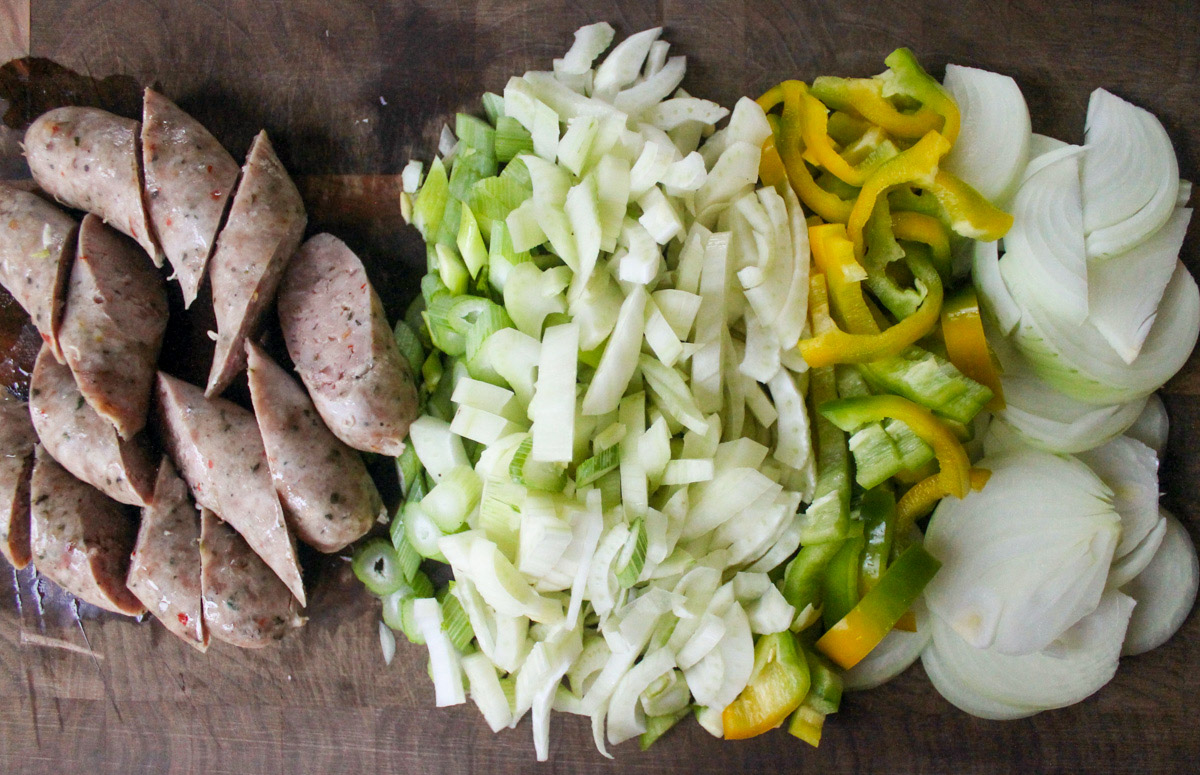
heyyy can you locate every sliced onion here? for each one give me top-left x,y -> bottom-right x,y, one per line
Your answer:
1005,257 -> 1200,405
1076,435 -> 1160,558
1125,393 -> 1170,456
1082,89 -> 1180,258
920,633 -> 1039,720
1108,514 -> 1167,590
844,598 -> 931,691
973,239 -> 1022,335
989,322 -> 1147,453
1121,510 -> 1199,656
1027,132 -> 1068,162
925,450 -> 1121,655
942,64 -> 1031,205
1002,150 -> 1088,324
926,591 -> 1133,714
1088,208 -> 1192,363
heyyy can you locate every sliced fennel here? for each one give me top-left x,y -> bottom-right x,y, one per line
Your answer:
389,24 -> 823,761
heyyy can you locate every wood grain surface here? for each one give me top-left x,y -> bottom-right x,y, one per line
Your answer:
1,1 -> 1200,773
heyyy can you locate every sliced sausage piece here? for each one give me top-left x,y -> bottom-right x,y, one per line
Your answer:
200,508 -> 304,648
58,214 -> 168,439
205,130 -> 306,397
141,88 -> 240,309
127,457 -> 207,651
278,234 -> 418,456
155,372 -> 306,605
24,107 -> 158,260
29,445 -> 144,615
0,184 -> 77,362
29,345 -> 157,506
245,341 -> 382,553
0,395 -> 37,569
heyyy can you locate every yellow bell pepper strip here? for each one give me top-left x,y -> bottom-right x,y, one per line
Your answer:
760,130 -> 788,188
822,535 -> 867,630
809,224 -> 875,334
787,650 -> 843,747
859,486 -> 896,595
810,75 -> 946,140
799,91 -> 877,186
815,542 -> 942,669
895,467 -> 991,535
847,130 -> 952,263
723,632 -> 812,740
798,250 -> 944,367
879,47 -> 962,146
941,287 -> 1005,411
756,82 -> 785,113
840,125 -> 891,166
827,110 -> 872,146
778,81 -> 855,223
818,393 -> 972,500
891,211 -> 953,278
926,170 -> 1013,241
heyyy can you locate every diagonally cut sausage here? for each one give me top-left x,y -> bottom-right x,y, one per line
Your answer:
199,507 -> 304,649
141,88 -> 240,309
59,214 -> 168,439
0,395 -> 37,569
127,457 -> 207,652
245,341 -> 382,553
205,130 -> 306,397
155,371 -> 306,605
30,344 -> 158,506
24,106 -> 159,261
0,184 -> 77,363
29,444 -> 144,615
278,234 -> 418,456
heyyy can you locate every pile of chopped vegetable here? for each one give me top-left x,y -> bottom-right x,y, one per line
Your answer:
354,22 -> 1199,759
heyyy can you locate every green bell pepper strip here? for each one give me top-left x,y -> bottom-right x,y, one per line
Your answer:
821,536 -> 866,631
858,486 -> 897,594
723,632 -> 812,739
819,394 -> 971,500
787,648 -> 844,747
878,47 -> 961,145
796,357 -> 853,544
815,543 -> 941,669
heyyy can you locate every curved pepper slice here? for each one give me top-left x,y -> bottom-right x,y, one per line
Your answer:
941,287 -> 1005,411
810,76 -> 946,139
891,211 -> 952,277
799,91 -> 878,187
787,649 -> 843,747
879,47 -> 961,145
809,224 -> 874,334
815,542 -> 942,669
895,467 -> 991,534
797,251 -> 943,367
847,131 -> 952,262
777,81 -> 855,223
818,394 -> 971,500
723,631 -> 812,740
926,170 -> 1013,241
760,130 -> 788,187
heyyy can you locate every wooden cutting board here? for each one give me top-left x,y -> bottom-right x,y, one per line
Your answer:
2,1 -> 1199,773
